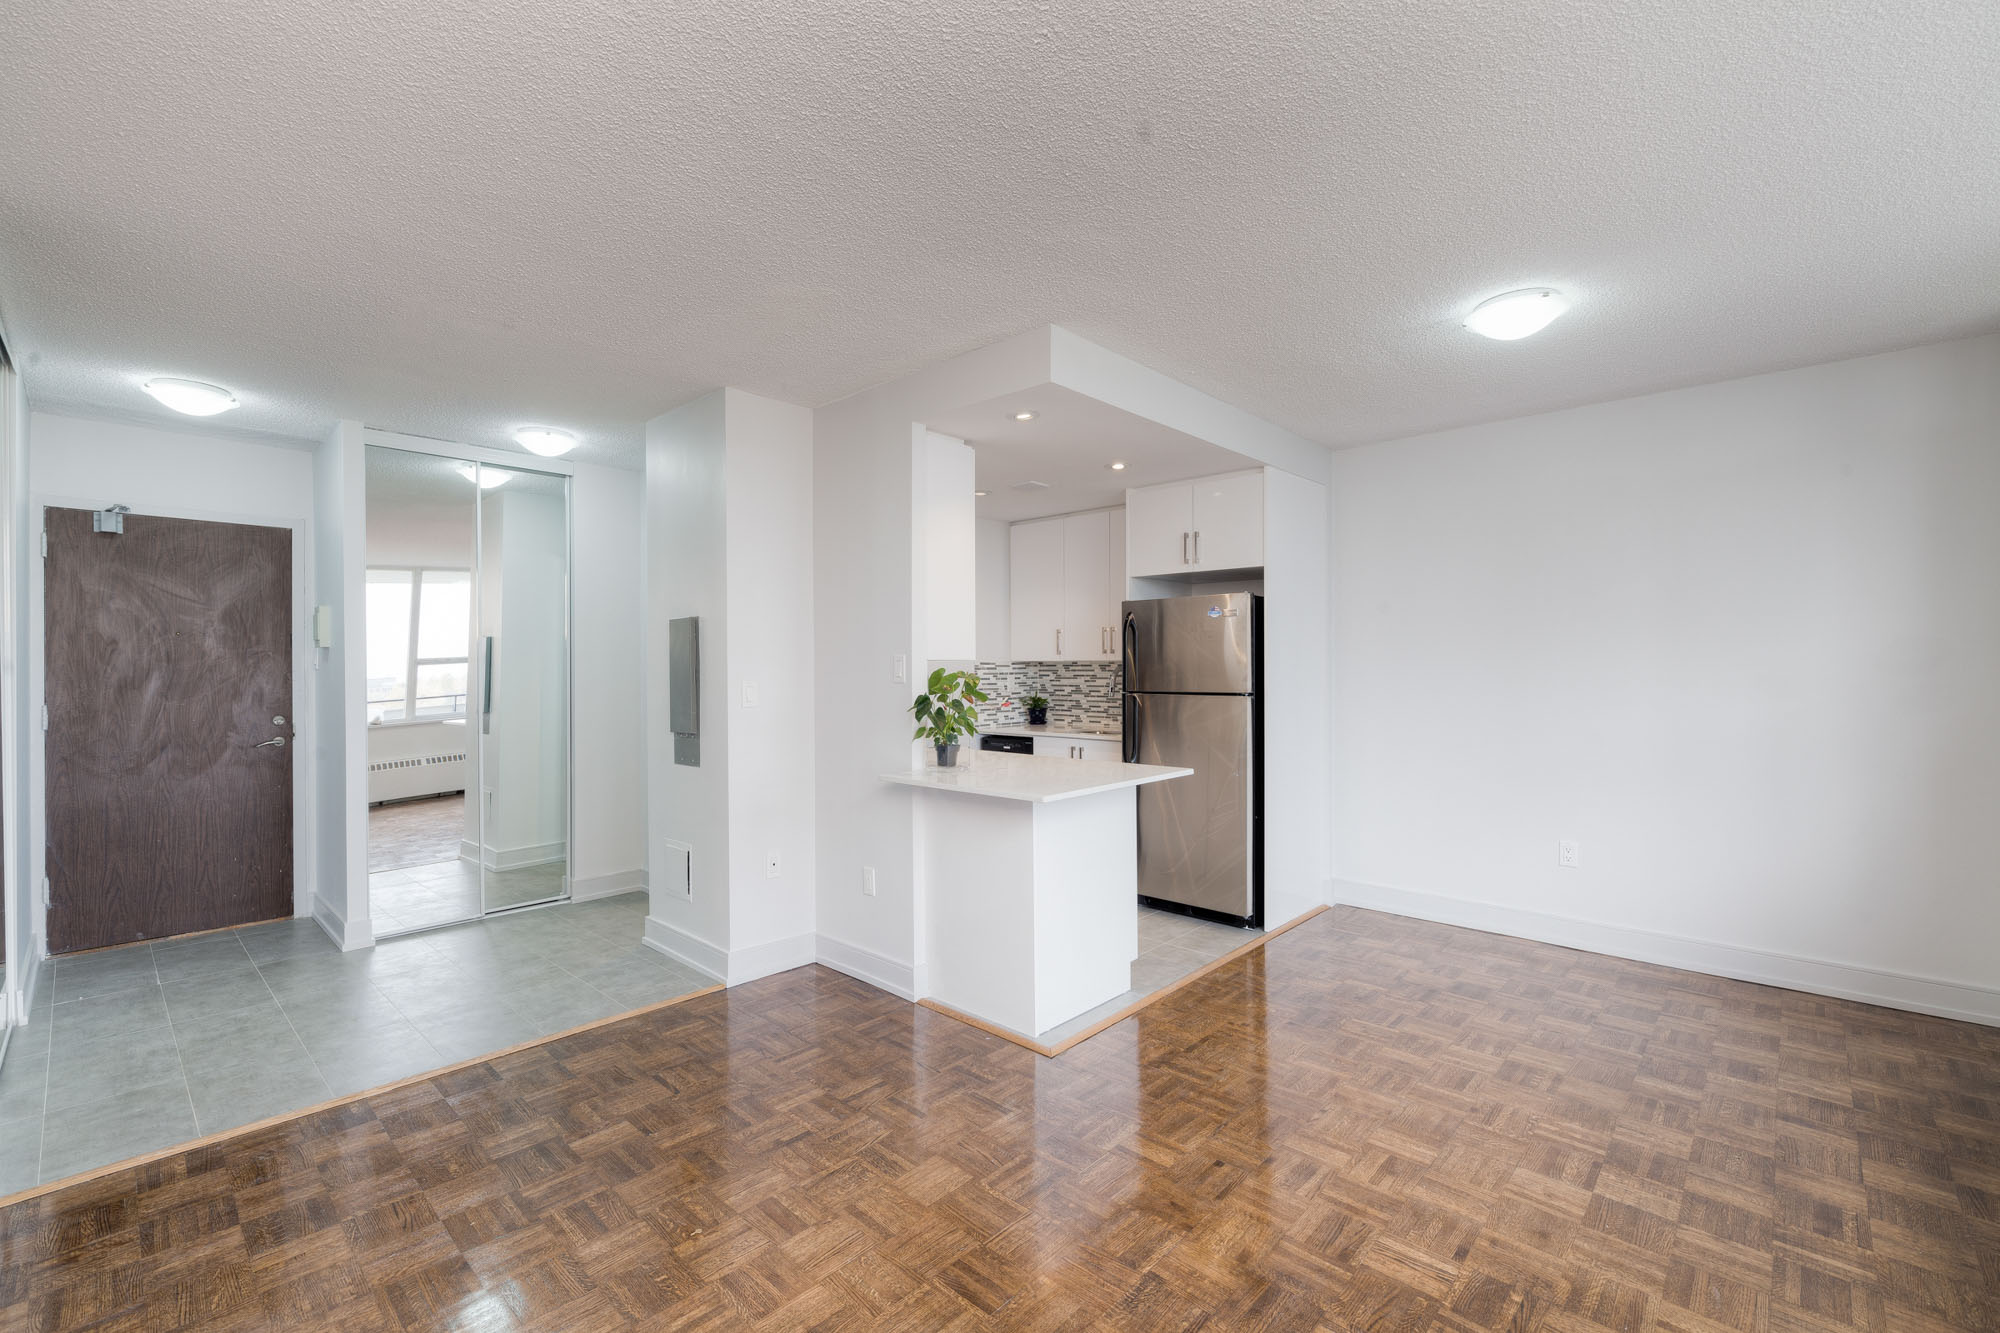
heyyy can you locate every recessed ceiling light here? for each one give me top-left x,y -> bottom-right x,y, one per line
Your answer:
1107,462 -> 1127,471
142,378 -> 238,415
457,464 -> 512,489
973,490 -> 988,497
515,427 -> 577,456
1013,411 -> 1037,422
1464,288 -> 1570,340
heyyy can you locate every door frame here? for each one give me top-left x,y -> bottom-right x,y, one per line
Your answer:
357,429 -> 576,937
29,494 -> 315,948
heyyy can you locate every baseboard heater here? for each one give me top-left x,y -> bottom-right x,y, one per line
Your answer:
368,751 -> 468,805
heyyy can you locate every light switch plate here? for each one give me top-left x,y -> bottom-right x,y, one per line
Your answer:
742,680 -> 760,708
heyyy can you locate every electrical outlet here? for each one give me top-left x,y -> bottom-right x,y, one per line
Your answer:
1558,840 -> 1581,868
862,865 -> 878,897
765,849 -> 781,879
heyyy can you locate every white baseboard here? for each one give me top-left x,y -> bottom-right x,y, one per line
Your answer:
814,933 -> 918,1001
1332,878 -> 2000,1028
311,897 -> 372,953
641,916 -> 815,987
643,917 -> 727,981
571,869 -> 646,902
727,933 -> 817,986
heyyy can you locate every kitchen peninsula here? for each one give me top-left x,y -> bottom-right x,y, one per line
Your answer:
883,751 -> 1191,1038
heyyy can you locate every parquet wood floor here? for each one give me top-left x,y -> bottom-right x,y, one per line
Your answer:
3,905 -> 1998,1331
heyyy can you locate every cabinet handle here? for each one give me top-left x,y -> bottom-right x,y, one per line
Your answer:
1194,531 -> 1201,565
1056,628 -> 1062,655
1183,531 -> 1190,565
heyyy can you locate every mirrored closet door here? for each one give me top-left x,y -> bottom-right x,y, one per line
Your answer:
364,447 -> 570,937
475,465 -> 569,913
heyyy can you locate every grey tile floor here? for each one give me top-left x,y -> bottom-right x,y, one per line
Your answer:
0,891 -> 705,1194
369,856 -> 567,937
1034,905 -> 1264,1045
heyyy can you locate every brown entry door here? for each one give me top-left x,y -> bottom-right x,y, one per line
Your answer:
45,507 -> 294,953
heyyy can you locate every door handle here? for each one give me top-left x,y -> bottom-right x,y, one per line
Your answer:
255,737 -> 286,749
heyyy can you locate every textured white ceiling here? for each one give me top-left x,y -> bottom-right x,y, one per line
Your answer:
2,1 -> 1995,471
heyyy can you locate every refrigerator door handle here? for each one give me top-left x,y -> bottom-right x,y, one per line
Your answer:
1122,692 -> 1138,763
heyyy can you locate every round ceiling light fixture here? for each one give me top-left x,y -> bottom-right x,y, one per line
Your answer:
1013,410 -> 1037,422
1464,288 -> 1570,340
514,426 -> 577,457
142,378 -> 238,416
1107,461 -> 1127,471
457,464 -> 512,489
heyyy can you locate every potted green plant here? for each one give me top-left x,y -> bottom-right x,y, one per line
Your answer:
910,667 -> 987,767
1024,694 -> 1050,726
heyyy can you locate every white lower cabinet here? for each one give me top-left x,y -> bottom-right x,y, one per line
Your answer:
1035,736 -> 1123,761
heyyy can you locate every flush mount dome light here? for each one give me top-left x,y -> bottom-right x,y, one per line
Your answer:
1107,461 -> 1127,471
514,426 -> 577,457
1464,288 -> 1570,340
142,378 -> 238,415
1013,410 -> 1037,422
457,464 -> 512,489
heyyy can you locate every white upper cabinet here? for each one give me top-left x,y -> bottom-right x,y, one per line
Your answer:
1008,517 -> 1066,661
1062,508 -> 1123,660
1124,469 -> 1264,577
1189,471 -> 1264,571
1010,508 -> 1125,661
1124,483 -> 1194,578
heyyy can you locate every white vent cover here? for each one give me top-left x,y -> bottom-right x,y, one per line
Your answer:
1010,480 -> 1050,491
367,752 -> 468,772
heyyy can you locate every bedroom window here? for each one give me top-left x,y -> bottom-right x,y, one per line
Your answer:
366,568 -> 472,723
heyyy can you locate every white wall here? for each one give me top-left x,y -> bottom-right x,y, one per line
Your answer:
721,390 -> 816,966
643,388 -> 816,981
644,391 -> 731,961
1332,333 -> 2000,1023
26,413 -> 325,943
316,422 -> 369,945
975,518 -> 1011,663
921,432 -> 975,661
0,337 -> 28,1019
1261,467 -> 1332,926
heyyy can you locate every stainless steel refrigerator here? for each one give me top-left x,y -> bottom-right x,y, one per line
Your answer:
1121,592 -> 1261,926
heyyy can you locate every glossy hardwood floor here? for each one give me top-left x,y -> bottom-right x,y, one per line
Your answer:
2,906 -> 1997,1330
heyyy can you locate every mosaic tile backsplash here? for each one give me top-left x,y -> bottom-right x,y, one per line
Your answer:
958,659 -> 1123,730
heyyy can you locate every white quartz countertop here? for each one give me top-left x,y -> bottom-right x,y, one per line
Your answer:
881,752 -> 1190,804
977,722 -> 1123,741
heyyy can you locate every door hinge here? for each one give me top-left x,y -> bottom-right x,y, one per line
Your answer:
41,875 -> 51,910
41,704 -> 48,731
40,530 -> 47,558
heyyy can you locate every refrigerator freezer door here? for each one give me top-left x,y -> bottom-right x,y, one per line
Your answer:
1129,692 -> 1254,917
1122,594 -> 1255,694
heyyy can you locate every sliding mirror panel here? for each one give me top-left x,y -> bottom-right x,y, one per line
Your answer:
476,463 -> 571,913
363,447 -> 482,936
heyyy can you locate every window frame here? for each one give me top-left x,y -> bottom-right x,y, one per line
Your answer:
367,565 -> 472,726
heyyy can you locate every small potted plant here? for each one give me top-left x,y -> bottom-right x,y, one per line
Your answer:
910,667 -> 987,767
1024,694 -> 1050,726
